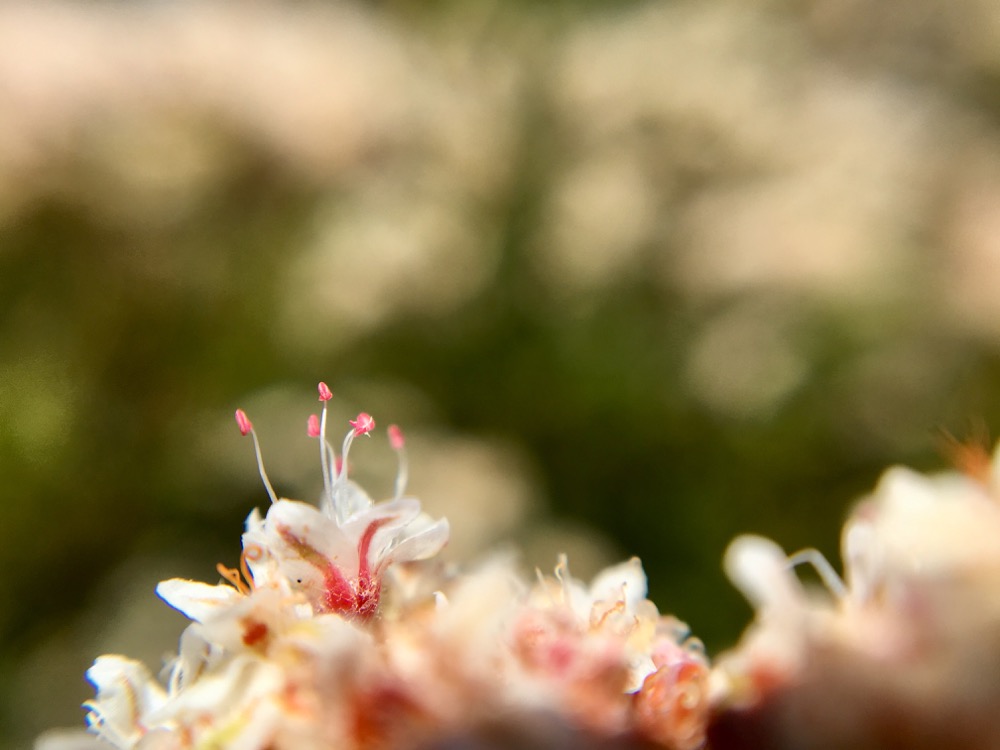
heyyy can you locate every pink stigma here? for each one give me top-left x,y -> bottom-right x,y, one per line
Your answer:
235,409 -> 253,436
388,424 -> 405,451
318,382 -> 333,402
350,412 -> 375,437
307,414 -> 321,438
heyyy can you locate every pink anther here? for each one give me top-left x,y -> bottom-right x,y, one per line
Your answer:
350,412 -> 375,437
317,382 -> 333,402
235,409 -> 253,436
388,424 -> 405,451
307,414 -> 321,438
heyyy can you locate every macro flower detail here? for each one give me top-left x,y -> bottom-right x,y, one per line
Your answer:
45,384 -> 712,750
82,656 -> 166,748
500,556 -> 711,750
234,389 -> 449,622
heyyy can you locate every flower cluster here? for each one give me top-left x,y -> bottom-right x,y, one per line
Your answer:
47,384 -> 709,750
44,383 -> 1000,750
709,438 -> 1000,749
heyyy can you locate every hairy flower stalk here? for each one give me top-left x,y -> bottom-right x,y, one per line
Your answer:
49,384 -> 710,750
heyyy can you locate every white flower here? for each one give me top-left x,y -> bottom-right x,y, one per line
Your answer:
79,385 -> 452,749
54,383 -> 712,750
246,496 -> 447,621
518,556 -> 710,749
232,385 -> 449,621
711,439 -> 1000,749
82,656 -> 166,749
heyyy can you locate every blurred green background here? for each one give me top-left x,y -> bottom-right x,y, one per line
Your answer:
6,0 -> 1000,746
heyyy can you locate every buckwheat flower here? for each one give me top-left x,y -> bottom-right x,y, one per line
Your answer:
234,384 -> 449,622
357,553 -> 709,749
46,384 -> 714,750
709,440 -> 1000,750
82,656 -> 167,749
517,556 -> 710,750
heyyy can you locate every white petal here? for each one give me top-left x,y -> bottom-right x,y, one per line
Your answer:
244,507 -> 265,534
264,499 -> 356,568
84,656 -> 166,746
589,557 -> 648,610
324,480 -> 374,521
724,534 -> 805,613
341,498 -> 421,540
156,579 -> 241,622
147,655 -> 283,730
383,517 -> 450,565
34,729 -> 103,750
350,499 -> 425,560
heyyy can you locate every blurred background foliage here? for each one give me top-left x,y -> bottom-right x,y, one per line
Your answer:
6,0 -> 1000,746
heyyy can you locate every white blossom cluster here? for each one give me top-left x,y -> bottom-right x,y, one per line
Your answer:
45,383 -> 1000,750
39,385 -> 709,750
712,438 -> 1000,749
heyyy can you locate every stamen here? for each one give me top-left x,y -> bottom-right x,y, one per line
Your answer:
307,414 -> 320,438
785,548 -> 847,599
338,413 -> 375,483
240,544 -> 262,591
388,424 -> 405,451
235,409 -> 253,436
235,408 -> 278,504
592,599 -> 627,630
938,424 -> 993,489
388,424 -> 408,499
216,563 -> 250,595
351,412 -> 375,437
316,384 -> 335,508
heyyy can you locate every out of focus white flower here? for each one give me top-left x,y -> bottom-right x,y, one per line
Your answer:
711,438 -> 1000,750
83,656 -> 166,748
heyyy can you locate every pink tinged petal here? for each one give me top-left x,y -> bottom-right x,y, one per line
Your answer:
353,516 -> 398,620
634,658 -> 709,750
276,521 -> 385,621
156,579 -> 242,622
307,414 -> 321,437
265,499 -> 357,566
235,409 -> 253,436
341,498 -> 422,538
381,517 -> 450,567
388,424 -> 405,450
322,568 -> 358,614
318,381 -> 333,402
357,516 -> 396,582
276,523 -> 356,612
350,412 -> 375,436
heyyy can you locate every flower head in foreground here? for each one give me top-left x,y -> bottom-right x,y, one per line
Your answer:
48,384 -> 709,750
